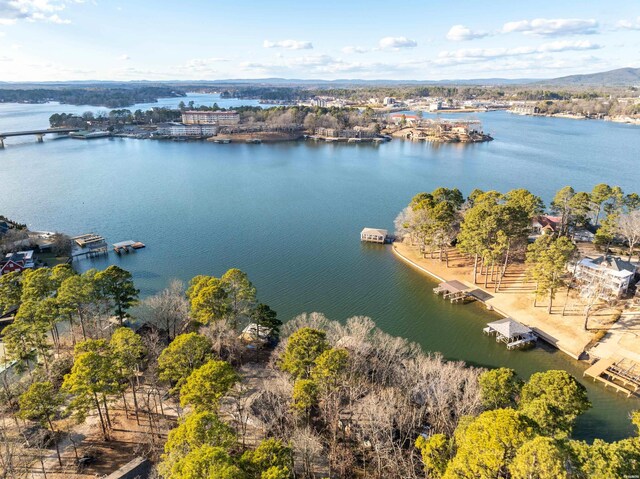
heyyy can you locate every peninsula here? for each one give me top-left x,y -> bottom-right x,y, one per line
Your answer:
391,185 -> 640,388
45,104 -> 492,145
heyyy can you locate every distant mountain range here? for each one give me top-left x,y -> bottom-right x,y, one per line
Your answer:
1,67 -> 639,89
531,67 -> 640,87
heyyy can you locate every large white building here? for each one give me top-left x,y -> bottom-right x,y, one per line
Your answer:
574,255 -> 637,299
157,123 -> 218,137
181,110 -> 240,126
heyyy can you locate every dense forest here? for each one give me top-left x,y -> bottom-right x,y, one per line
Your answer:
0,87 -> 186,108
0,256 -> 638,477
218,85 -> 636,103
49,104 -> 381,133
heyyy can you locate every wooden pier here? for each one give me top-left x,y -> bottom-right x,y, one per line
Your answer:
71,233 -> 108,257
584,358 -> 640,397
73,233 -> 105,248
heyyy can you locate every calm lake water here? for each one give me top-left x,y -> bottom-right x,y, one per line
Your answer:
1,94 -> 639,441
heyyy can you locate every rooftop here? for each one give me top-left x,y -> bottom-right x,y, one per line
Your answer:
486,318 -> 532,339
579,256 -> 636,278
438,280 -> 471,294
361,227 -> 388,236
183,110 -> 238,115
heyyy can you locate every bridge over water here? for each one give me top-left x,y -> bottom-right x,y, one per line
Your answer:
0,127 -> 81,147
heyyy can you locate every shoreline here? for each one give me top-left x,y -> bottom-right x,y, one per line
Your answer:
509,111 -> 640,126
391,242 -> 594,361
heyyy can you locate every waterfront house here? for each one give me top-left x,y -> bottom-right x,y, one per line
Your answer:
531,215 -> 561,237
360,228 -> 388,243
0,250 -> 35,275
181,110 -> 240,126
573,255 -> 637,299
389,114 -> 419,126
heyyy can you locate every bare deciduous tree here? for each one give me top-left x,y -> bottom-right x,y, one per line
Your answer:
139,280 -> 189,342
617,210 -> 640,261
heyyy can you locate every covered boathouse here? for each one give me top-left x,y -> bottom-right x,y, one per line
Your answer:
483,318 -> 537,350
360,228 -> 388,244
433,280 -> 472,303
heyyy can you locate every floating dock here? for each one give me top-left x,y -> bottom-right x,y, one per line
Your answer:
584,358 -> 640,397
70,130 -> 111,140
113,240 -> 145,254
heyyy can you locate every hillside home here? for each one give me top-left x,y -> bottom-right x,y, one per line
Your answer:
574,255 -> 637,299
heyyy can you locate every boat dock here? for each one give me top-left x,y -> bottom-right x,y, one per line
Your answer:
113,240 -> 145,254
71,233 -> 108,257
433,280 -> 472,303
483,318 -> 537,350
360,228 -> 389,244
584,358 -> 640,397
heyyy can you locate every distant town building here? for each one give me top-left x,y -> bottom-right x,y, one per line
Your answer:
310,98 -> 328,108
0,250 -> 35,275
383,97 -> 396,106
181,110 -> 240,126
511,104 -> 540,115
574,255 -> 637,299
157,123 -> 218,137
429,101 -> 442,112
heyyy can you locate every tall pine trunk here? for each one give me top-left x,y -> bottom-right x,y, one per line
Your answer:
473,254 -> 479,283
131,380 -> 140,425
102,395 -> 112,429
47,418 -> 62,467
93,393 -> 108,440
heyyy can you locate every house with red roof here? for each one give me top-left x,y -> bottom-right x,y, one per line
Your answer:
0,250 -> 35,276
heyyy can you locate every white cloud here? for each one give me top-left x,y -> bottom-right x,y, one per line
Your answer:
446,25 -> 489,41
341,45 -> 368,54
379,36 -> 417,49
436,40 -> 601,65
536,40 -> 600,53
0,0 -> 82,24
240,54 -> 420,77
118,54 -> 130,61
186,57 -> 227,67
263,39 -> 313,50
502,18 -> 598,36
616,17 -> 640,31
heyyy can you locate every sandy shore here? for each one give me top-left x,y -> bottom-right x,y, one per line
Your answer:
392,241 -> 610,360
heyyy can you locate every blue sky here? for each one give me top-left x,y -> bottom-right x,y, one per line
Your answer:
0,0 -> 639,81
